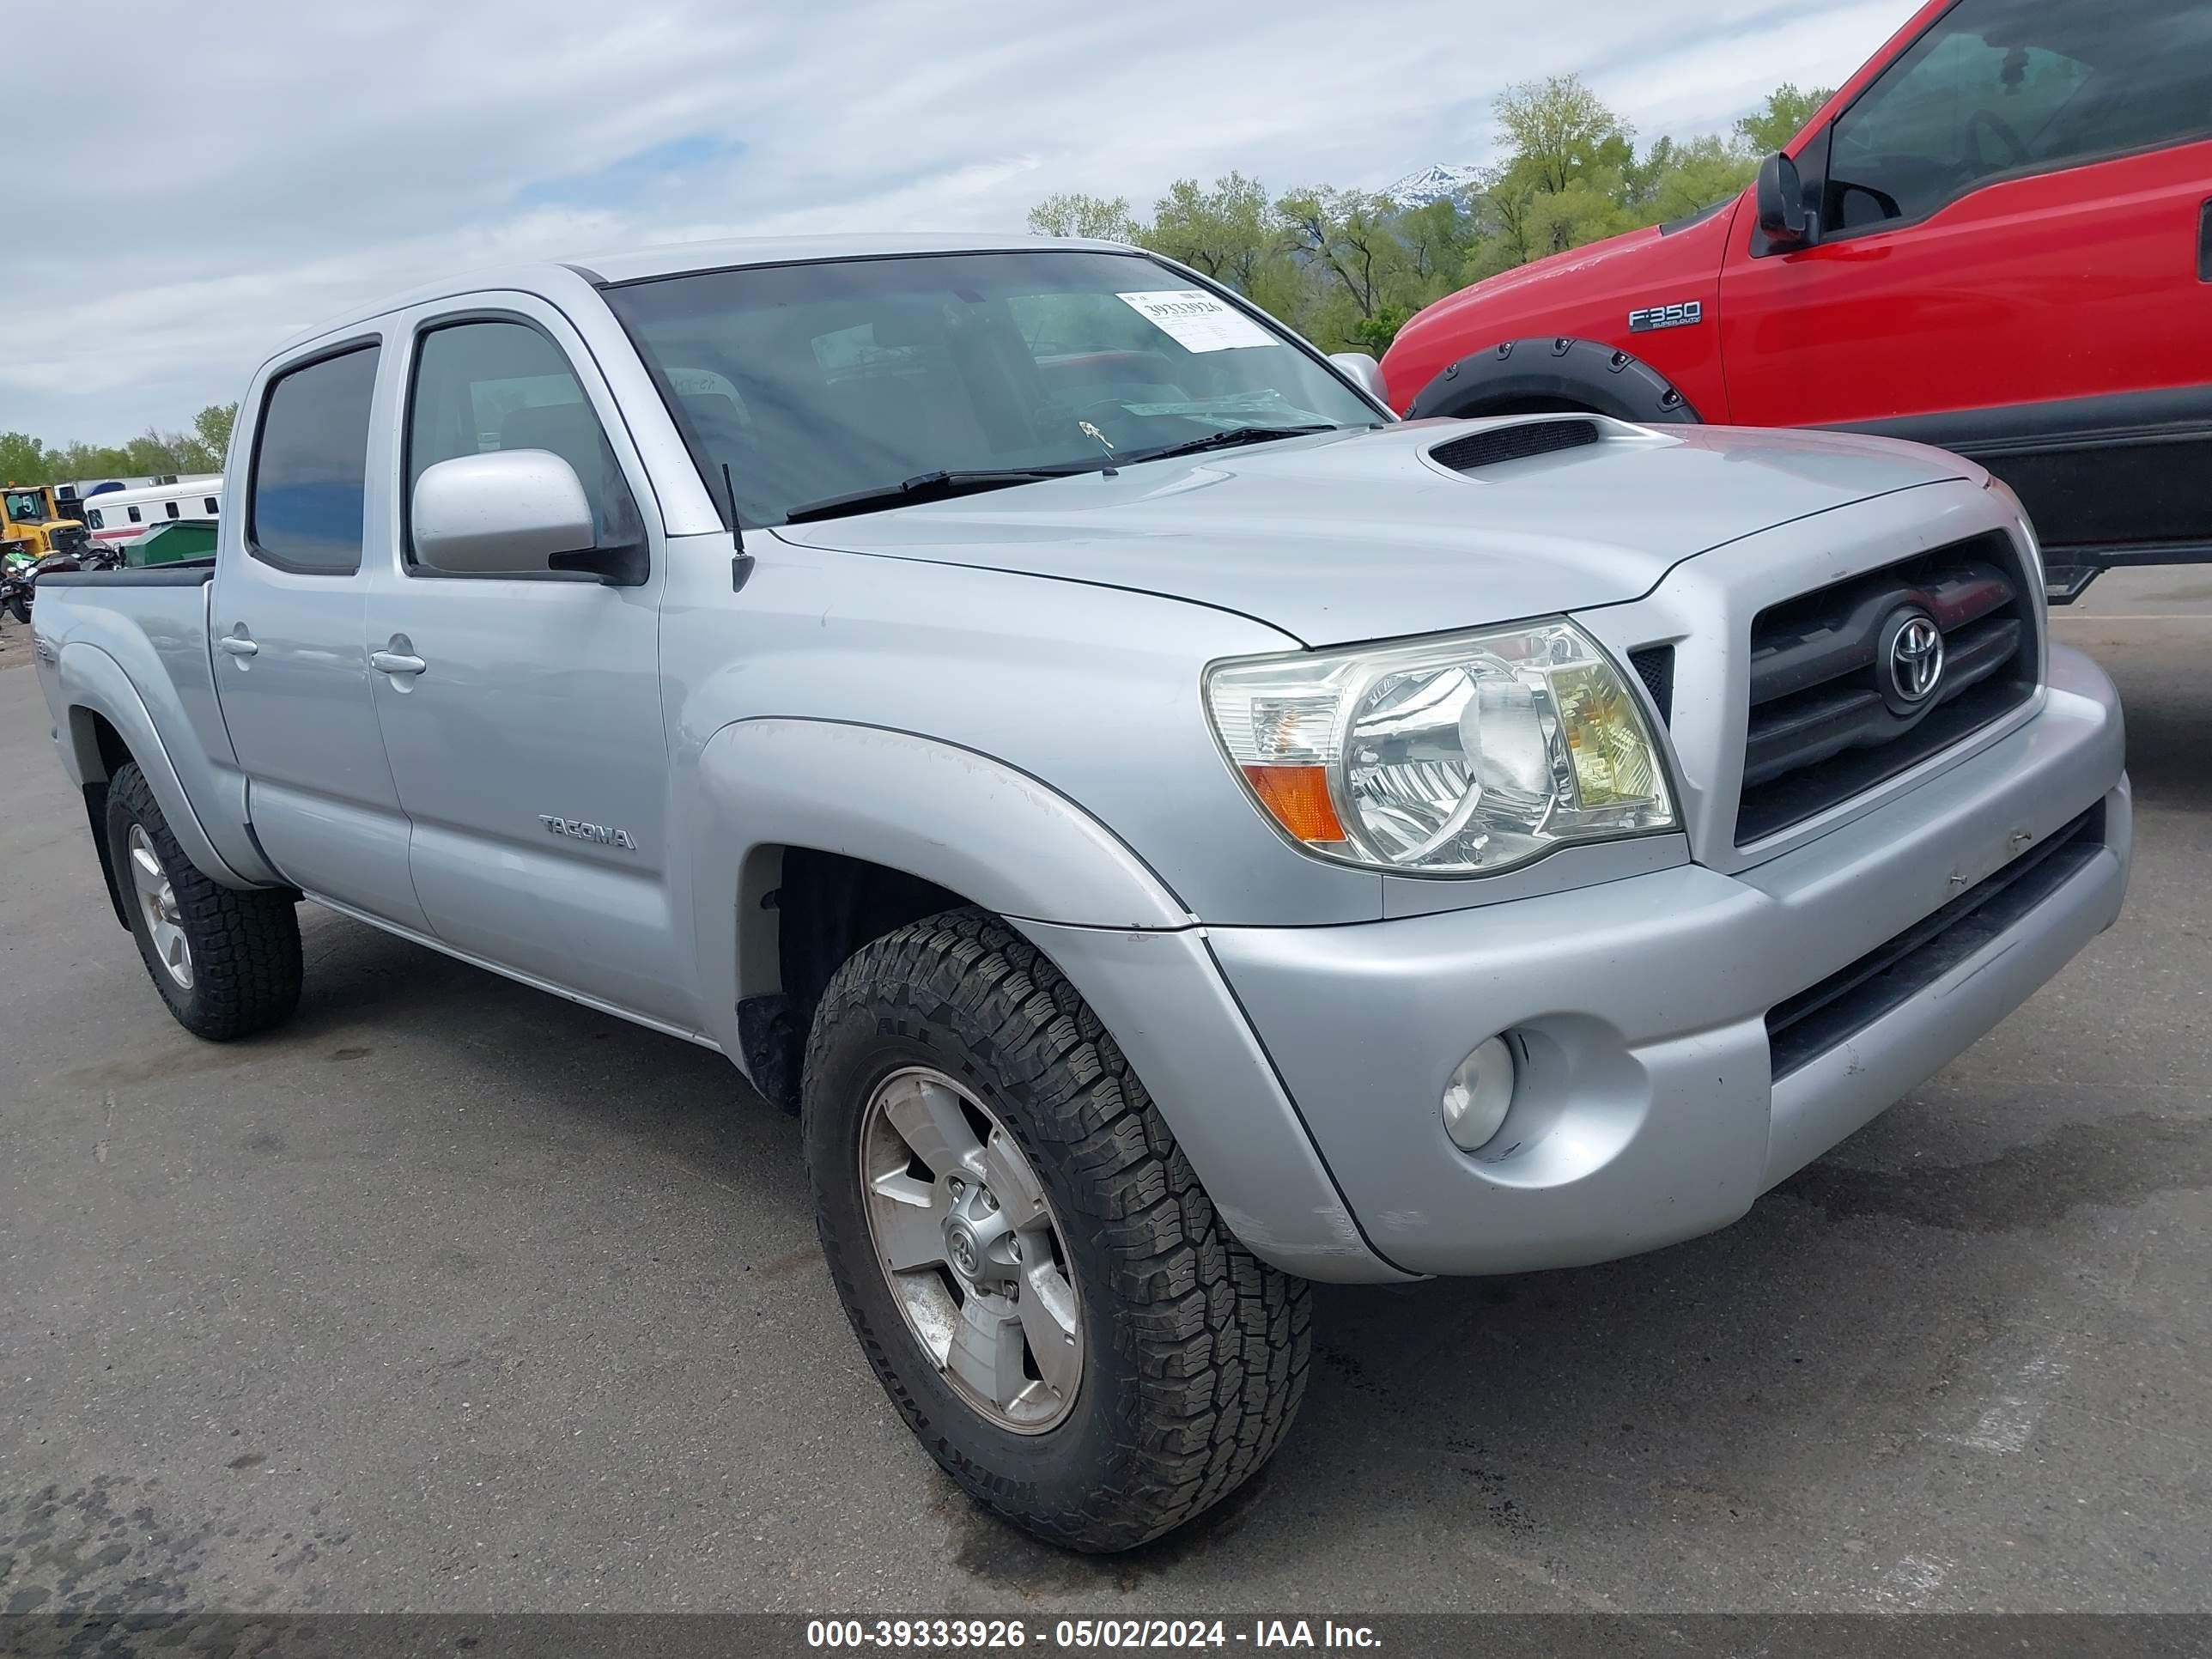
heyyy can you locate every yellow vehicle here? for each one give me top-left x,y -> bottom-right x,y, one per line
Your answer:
2,484 -> 91,560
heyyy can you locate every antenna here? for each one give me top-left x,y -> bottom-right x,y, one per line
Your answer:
723,463 -> 755,593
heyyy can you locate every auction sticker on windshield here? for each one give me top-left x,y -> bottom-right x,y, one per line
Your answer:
1117,289 -> 1276,353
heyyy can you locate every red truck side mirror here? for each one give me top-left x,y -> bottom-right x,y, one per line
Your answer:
1755,152 -> 1816,252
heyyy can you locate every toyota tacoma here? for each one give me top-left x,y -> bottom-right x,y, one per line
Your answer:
30,233 -> 2130,1551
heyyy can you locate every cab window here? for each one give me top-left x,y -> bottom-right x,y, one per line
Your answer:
249,343 -> 381,574
403,318 -> 641,568
1826,0 -> 2212,233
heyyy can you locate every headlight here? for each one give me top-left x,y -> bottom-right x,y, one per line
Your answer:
1206,619 -> 1675,875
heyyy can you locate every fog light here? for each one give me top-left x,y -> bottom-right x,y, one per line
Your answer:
1442,1036 -> 1517,1152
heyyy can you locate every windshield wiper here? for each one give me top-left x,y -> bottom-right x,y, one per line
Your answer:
1116,424 -> 1340,466
781,466 -> 1094,525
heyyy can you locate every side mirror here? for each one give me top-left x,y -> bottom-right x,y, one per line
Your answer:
1755,152 -> 1815,252
411,449 -> 595,577
1328,350 -> 1391,406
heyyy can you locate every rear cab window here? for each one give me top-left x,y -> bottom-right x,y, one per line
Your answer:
248,343 -> 381,574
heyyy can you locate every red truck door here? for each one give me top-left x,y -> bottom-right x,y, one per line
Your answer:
1718,0 -> 2212,573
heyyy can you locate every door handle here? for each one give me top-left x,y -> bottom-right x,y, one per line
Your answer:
2199,198 -> 2210,283
217,633 -> 258,658
370,650 -> 427,677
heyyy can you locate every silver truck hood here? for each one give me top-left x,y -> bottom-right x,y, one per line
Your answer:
771,417 -> 1975,647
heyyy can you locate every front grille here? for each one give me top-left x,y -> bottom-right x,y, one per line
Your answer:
1766,804 -> 2104,1080
1430,418 -> 1598,474
53,525 -> 88,555
1736,532 -> 2038,846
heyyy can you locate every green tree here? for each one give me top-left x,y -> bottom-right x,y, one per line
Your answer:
1144,173 -> 1277,295
1349,306 -> 1415,356
1735,83 -> 1834,155
1494,75 -> 1636,196
1274,188 -> 1406,326
1485,76 -> 1637,263
1026,191 -> 1139,241
1395,198 -> 1475,294
0,432 -> 48,483
1627,133 -> 1757,221
189,403 -> 238,470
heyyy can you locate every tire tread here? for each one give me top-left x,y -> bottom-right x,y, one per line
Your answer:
805,907 -> 1311,1552
108,762 -> 301,1042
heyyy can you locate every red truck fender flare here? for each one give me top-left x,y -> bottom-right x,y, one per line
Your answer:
1403,336 -> 1704,426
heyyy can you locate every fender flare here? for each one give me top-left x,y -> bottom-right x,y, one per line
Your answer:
684,718 -> 1404,1282
56,641 -> 257,890
687,717 -> 1194,1048
1406,336 -> 1704,425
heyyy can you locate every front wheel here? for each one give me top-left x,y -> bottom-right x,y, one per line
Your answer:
105,762 -> 303,1040
804,908 -> 1312,1552
5,592 -> 27,625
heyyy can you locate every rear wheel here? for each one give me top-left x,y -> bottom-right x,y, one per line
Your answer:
803,908 -> 1312,1552
105,762 -> 302,1040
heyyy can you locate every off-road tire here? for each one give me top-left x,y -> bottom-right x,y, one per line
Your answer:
803,907 -> 1312,1553
105,762 -> 302,1041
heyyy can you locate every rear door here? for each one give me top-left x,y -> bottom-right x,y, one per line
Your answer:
1719,0 -> 2212,565
362,295 -> 690,1029
210,335 -> 431,930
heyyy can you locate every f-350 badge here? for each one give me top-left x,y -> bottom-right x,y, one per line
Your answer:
1628,300 -> 1704,332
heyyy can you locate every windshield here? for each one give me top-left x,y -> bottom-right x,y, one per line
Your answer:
3,489 -> 49,523
604,249 -> 1379,527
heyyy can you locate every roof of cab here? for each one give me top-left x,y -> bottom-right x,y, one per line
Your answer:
269,232 -> 1141,362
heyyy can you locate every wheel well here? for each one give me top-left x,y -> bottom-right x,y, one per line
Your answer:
1407,337 -> 1703,426
71,708 -> 134,928
76,707 -> 132,781
1448,394 -> 1597,417
736,845 -> 968,1109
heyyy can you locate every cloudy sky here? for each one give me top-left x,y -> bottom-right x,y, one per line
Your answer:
13,0 -> 1912,445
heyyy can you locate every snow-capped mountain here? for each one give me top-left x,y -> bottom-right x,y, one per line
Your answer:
1382,163 -> 1486,209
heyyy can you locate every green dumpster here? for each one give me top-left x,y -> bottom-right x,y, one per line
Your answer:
126,520 -> 218,567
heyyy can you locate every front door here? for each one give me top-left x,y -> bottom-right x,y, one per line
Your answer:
210,337 -> 430,932
1719,0 -> 2212,564
362,296 -> 691,1030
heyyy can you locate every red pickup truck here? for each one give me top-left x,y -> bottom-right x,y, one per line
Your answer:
1379,0 -> 2212,599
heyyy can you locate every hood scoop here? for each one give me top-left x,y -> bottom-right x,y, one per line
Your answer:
1429,417 -> 1600,476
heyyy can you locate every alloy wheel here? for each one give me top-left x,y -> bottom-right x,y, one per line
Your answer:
857,1066 -> 1083,1433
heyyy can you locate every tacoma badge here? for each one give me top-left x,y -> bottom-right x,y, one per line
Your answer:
539,815 -> 638,850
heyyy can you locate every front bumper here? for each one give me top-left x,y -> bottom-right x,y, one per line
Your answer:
1202,643 -> 2129,1279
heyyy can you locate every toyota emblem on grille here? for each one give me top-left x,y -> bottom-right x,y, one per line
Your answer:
1886,611 -> 1946,704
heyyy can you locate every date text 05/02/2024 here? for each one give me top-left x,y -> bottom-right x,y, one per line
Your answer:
805,1618 -> 1383,1650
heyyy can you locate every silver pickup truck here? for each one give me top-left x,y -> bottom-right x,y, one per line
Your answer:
31,233 -> 2130,1552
